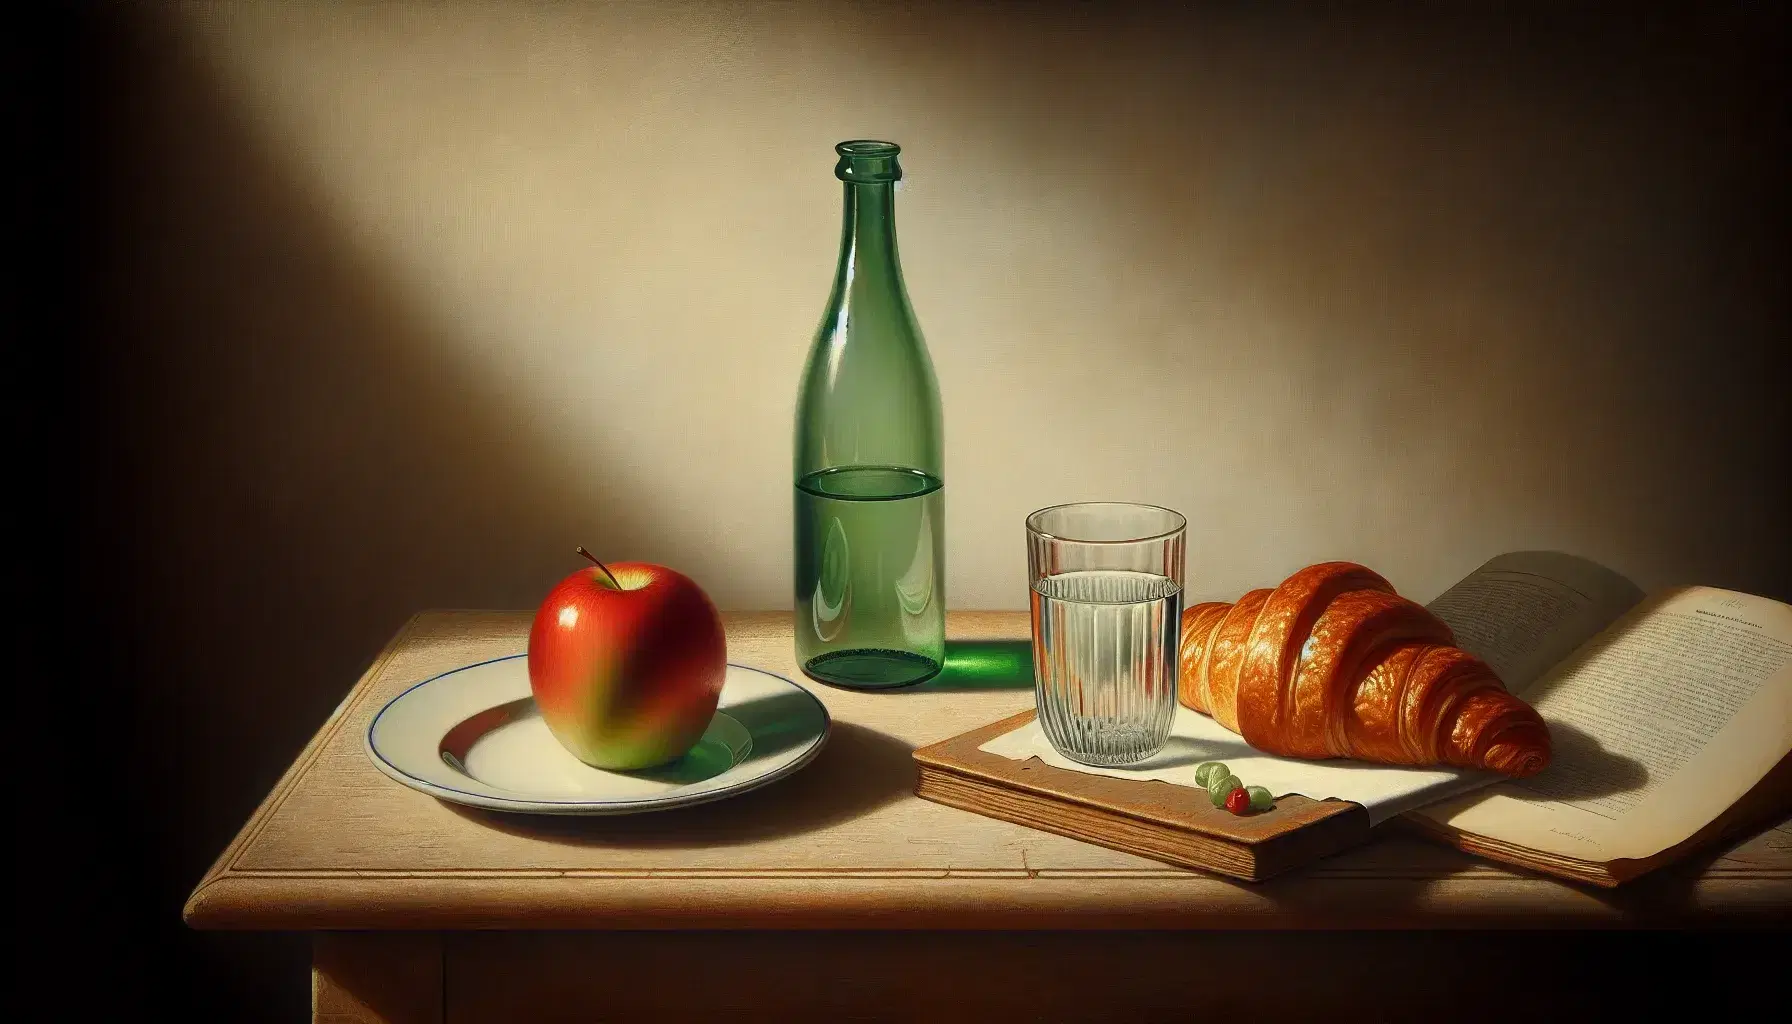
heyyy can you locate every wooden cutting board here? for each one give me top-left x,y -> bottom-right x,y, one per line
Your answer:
913,710 -> 1373,882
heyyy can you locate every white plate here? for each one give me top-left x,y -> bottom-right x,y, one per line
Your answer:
365,655 -> 831,815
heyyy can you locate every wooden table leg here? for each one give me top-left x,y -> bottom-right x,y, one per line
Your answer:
313,932 -> 443,1024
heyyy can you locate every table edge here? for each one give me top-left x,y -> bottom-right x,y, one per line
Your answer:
182,870 -> 1792,931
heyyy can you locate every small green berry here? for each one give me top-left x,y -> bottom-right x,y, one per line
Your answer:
1194,761 -> 1226,787
1208,774 -> 1243,807
1247,785 -> 1273,812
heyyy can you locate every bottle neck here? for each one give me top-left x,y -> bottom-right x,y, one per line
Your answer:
832,182 -> 904,297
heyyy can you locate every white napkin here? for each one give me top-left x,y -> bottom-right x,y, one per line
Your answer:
979,705 -> 1501,826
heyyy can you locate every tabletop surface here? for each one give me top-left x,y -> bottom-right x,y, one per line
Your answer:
184,611 -> 1791,930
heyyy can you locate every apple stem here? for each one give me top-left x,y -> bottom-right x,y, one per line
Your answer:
575,546 -> 624,590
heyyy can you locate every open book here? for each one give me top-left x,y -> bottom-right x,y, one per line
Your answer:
1408,551 -> 1792,886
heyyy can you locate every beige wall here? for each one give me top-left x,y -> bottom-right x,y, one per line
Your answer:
82,3 -> 1785,1014
147,0 -> 1789,612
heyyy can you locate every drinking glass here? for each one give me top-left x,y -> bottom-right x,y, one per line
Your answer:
1026,503 -> 1186,766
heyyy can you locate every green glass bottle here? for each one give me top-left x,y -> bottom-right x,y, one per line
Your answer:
793,140 -> 945,689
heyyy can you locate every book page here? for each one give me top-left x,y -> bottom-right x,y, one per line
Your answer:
1426,550 -> 1646,692
1411,586 -> 1792,861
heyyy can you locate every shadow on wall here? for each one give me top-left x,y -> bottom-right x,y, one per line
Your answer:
168,0 -> 1792,608
80,8 -> 701,1019
844,1 -> 1792,602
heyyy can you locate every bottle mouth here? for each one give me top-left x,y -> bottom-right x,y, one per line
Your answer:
835,140 -> 903,183
837,140 -> 900,157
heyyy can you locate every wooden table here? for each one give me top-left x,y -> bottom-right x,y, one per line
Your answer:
186,612 -> 1791,1023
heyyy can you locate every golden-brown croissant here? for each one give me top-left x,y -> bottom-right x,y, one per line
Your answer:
1178,562 -> 1551,777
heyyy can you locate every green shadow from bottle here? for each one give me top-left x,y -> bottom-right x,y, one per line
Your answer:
911,639 -> 1035,692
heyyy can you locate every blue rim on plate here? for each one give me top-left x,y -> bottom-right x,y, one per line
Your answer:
364,654 -> 832,815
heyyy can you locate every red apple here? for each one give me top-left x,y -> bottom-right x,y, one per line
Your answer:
527,549 -> 727,770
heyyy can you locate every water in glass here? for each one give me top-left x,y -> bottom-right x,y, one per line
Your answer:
1030,568 -> 1182,766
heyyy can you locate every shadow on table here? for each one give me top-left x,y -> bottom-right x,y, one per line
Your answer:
1246,736 -> 1778,924
1135,733 -> 1263,769
1242,825 -> 1689,926
910,639 -> 1035,692
446,720 -> 917,847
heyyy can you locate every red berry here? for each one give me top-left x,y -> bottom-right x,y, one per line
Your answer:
1225,787 -> 1252,815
